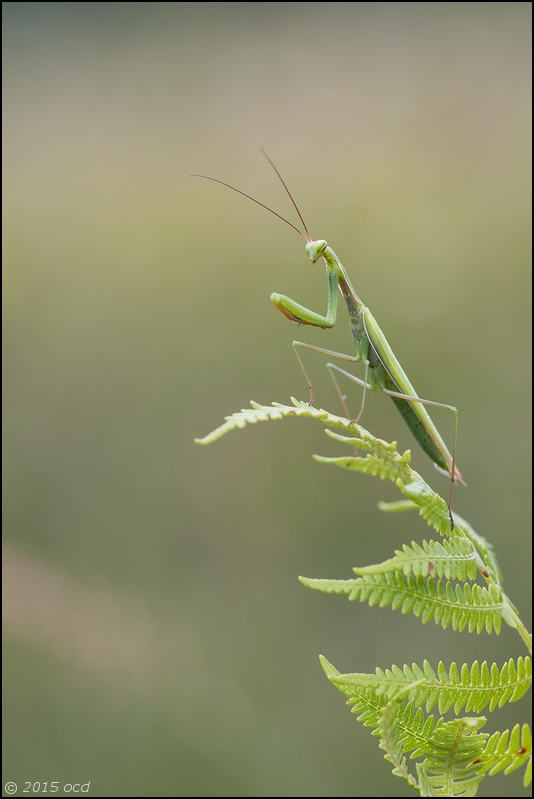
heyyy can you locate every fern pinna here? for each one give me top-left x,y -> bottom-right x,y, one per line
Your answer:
196,400 -> 531,794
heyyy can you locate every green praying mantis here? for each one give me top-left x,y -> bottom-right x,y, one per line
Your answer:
192,151 -> 464,525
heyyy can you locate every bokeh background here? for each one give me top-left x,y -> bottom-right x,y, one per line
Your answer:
3,3 -> 531,797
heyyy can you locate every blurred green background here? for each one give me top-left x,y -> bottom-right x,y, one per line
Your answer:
3,3 -> 531,796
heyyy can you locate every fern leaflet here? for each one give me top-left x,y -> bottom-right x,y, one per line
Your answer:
300,572 -> 509,634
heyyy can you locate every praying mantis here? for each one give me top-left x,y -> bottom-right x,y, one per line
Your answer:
191,151 -> 464,523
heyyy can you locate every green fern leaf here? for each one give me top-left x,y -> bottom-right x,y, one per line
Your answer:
320,655 -> 441,751
353,537 -> 481,581
321,656 -> 491,794
301,572 -> 507,634
319,655 -> 390,730
325,657 -> 531,716
417,716 -> 488,796
476,723 -> 532,787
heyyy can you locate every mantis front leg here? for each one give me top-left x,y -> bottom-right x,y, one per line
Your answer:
270,243 -> 360,406
270,254 -> 341,332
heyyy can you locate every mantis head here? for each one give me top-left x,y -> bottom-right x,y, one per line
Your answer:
305,240 -> 328,263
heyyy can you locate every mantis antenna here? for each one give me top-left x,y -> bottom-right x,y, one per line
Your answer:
189,147 -> 314,243
259,146 -> 312,242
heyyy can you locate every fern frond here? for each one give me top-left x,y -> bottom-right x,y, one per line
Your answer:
320,655 -> 440,752
326,657 -> 531,715
476,724 -> 532,787
320,655 -> 391,729
196,400 -> 491,549
417,716 -> 488,796
377,501 -> 504,587
194,399 -> 399,454
197,400 -> 528,648
300,572 -> 507,634
196,399 -> 450,535
353,537 -> 481,581
320,656 -> 489,794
